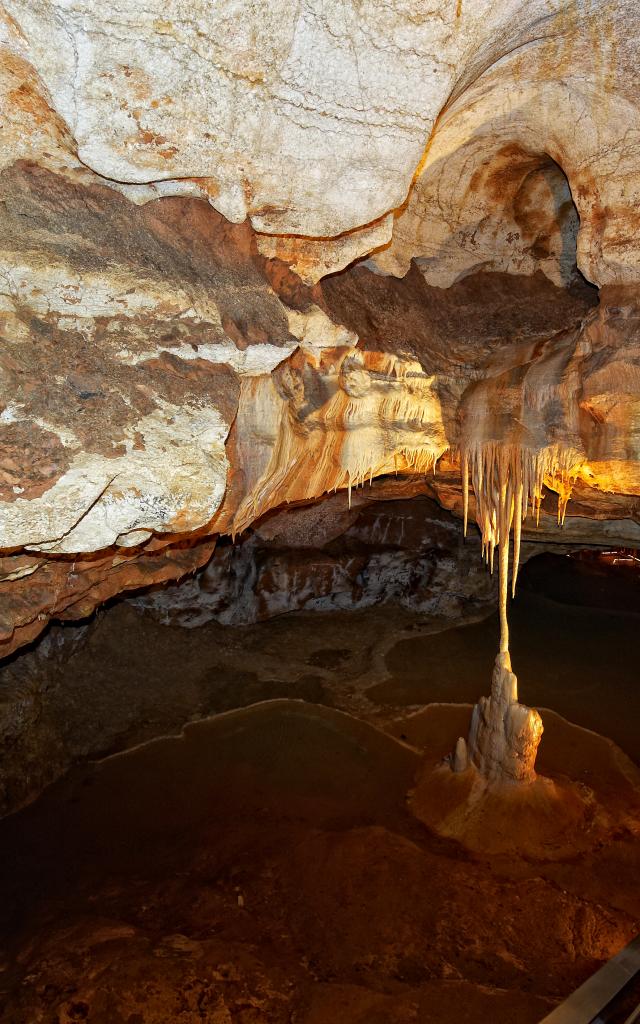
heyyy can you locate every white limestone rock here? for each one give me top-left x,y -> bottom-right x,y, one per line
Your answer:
464,652 -> 543,784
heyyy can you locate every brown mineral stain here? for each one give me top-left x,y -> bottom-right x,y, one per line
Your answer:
185,177 -> 219,199
0,421 -> 70,503
0,161 -> 310,463
4,54 -> 68,132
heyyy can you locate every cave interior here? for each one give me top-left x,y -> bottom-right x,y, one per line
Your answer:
0,3 -> 640,1022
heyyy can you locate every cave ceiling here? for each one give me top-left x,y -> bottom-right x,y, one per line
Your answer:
1,0 -> 640,656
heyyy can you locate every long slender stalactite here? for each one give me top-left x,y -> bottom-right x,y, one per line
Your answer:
457,443 -> 582,779
463,442 -> 583,633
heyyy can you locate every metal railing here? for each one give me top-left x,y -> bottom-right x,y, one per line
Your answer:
539,936 -> 640,1023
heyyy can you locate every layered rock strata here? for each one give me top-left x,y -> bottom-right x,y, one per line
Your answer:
131,494 -> 498,628
1,2 -> 640,658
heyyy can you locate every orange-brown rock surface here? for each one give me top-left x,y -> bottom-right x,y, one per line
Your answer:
0,700 -> 638,1023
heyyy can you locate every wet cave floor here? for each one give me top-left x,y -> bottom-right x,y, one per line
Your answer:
0,553 -> 639,1022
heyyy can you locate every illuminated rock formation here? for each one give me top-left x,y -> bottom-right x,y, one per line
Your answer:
4,1 -> 640,285
409,700 -> 640,859
463,652 -> 543,783
1,2 -> 640,658
454,371 -> 581,781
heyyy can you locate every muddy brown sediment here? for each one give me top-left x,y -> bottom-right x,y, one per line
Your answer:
0,699 -> 638,1023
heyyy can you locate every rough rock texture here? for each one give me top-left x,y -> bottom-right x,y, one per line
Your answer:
3,2 -> 640,284
0,700 -> 638,1024
407,700 -> 640,859
456,652 -> 543,783
371,10 -> 640,290
2,12 -> 640,1015
2,2 -> 640,656
1,225 -> 638,655
132,494 -> 498,627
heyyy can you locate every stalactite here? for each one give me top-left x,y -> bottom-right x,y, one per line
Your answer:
462,451 -> 469,538
232,348 -> 448,531
461,442 -> 582,604
344,446 -> 440,509
454,442 -> 581,782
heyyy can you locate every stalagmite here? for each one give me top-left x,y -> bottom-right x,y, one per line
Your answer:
451,443 -> 581,783
452,736 -> 469,774
465,650 -> 543,783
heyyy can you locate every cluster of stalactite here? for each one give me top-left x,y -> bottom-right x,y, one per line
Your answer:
345,447 -> 440,508
461,443 -> 582,650
455,442 -> 583,782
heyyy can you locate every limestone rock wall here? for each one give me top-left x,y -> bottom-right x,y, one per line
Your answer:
131,494 -> 498,628
1,3 -> 640,655
4,2 -> 639,284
